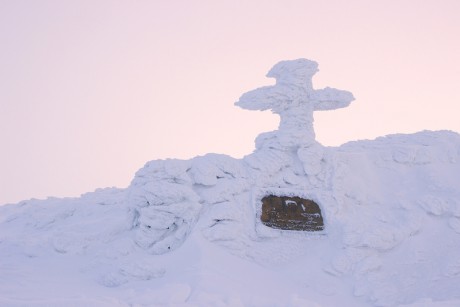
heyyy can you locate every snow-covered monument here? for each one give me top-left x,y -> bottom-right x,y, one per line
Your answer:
129,59 -> 357,254
1,59 -> 460,306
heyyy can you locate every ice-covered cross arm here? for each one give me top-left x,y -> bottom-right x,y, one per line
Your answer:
311,87 -> 354,111
235,85 -> 354,112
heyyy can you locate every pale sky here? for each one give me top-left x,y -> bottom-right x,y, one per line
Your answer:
1,0 -> 459,205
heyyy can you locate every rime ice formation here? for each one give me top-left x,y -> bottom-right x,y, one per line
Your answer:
236,59 -> 354,149
1,59 -> 460,307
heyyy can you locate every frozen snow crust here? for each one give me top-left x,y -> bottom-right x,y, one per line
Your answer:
1,59 -> 460,306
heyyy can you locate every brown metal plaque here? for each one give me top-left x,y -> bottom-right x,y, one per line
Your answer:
260,195 -> 324,231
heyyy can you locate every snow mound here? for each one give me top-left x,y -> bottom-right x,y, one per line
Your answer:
1,59 -> 460,306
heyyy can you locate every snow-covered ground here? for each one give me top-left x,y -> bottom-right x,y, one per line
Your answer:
1,59 -> 460,306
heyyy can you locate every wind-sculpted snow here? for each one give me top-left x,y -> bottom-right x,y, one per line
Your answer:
1,59 -> 460,306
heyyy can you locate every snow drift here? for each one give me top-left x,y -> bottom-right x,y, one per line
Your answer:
1,59 -> 460,306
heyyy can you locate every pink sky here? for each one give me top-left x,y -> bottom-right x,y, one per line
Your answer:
1,0 -> 459,205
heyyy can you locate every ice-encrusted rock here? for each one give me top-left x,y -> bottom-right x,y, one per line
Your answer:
127,159 -> 201,254
127,153 -> 253,254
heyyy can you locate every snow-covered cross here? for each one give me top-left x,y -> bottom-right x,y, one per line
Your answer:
236,59 -> 354,149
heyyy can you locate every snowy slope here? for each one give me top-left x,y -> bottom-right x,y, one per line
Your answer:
1,59 -> 460,307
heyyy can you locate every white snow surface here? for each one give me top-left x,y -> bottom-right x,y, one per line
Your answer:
1,59 -> 460,306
